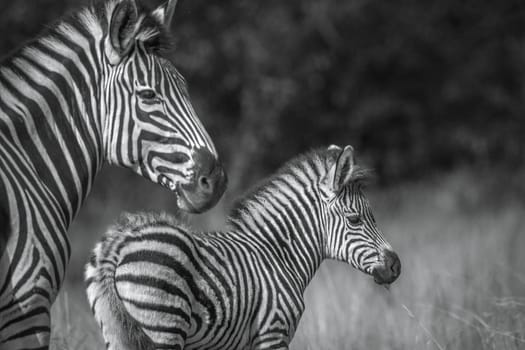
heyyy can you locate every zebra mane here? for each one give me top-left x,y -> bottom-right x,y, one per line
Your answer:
112,210 -> 187,233
92,0 -> 174,54
228,147 -> 372,225
1,0 -> 173,64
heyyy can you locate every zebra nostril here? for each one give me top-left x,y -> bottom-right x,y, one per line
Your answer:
199,176 -> 212,192
386,250 -> 401,277
391,257 -> 400,276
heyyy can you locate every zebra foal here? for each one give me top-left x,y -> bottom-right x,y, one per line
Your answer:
86,145 -> 401,350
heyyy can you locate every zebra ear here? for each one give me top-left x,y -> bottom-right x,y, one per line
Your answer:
152,0 -> 178,29
327,145 -> 355,192
105,0 -> 142,65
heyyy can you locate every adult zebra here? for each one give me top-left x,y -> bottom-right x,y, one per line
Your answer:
86,145 -> 401,350
0,0 -> 227,349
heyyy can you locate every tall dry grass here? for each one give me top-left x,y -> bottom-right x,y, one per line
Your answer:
291,170 -> 525,350
51,168 -> 525,350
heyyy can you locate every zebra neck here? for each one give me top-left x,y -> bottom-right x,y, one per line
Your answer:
229,186 -> 326,291
0,16 -> 105,226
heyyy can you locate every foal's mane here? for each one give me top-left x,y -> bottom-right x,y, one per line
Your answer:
227,147 -> 374,225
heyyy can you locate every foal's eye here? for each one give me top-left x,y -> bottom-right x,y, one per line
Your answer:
347,214 -> 362,225
137,89 -> 157,100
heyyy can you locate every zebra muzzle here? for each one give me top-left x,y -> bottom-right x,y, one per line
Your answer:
178,150 -> 227,213
159,174 -> 177,192
372,249 -> 401,285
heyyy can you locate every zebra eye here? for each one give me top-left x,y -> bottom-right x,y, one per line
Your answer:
137,89 -> 158,100
347,214 -> 362,225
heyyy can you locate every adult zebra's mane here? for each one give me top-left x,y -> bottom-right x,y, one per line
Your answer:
0,0 -> 172,67
92,0 -> 174,53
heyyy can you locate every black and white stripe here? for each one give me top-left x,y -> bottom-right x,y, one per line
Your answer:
0,1 -> 225,349
85,145 -> 400,350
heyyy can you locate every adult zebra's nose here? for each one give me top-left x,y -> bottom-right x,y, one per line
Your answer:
372,249 -> 401,285
179,148 -> 227,213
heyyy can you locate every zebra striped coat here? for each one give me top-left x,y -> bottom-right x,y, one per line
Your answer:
86,145 -> 401,350
0,1 -> 226,349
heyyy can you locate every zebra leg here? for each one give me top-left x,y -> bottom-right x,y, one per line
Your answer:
164,336 -> 186,350
1,248 -> 56,350
0,292 -> 51,350
250,336 -> 290,350
252,342 -> 289,350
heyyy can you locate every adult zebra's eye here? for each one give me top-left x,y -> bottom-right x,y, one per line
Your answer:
137,89 -> 157,100
347,214 -> 362,225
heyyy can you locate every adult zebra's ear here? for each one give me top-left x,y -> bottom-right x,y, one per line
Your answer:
105,0 -> 142,65
325,145 -> 356,193
152,0 -> 178,29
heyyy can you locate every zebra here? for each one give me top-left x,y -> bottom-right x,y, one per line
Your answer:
0,0 -> 227,349
85,145 -> 401,350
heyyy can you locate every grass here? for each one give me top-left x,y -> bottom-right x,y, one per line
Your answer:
50,167 -> 525,350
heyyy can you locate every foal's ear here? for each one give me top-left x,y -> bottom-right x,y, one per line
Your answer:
326,145 -> 356,193
105,0 -> 142,65
152,0 -> 178,29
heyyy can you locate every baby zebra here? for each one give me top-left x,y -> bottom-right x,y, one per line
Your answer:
85,145 -> 401,350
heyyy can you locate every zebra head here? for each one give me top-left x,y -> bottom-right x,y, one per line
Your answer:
101,0 -> 226,213
321,145 -> 400,285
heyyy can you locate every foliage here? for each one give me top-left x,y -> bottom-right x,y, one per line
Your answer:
1,0 -> 523,190
172,0 -> 525,187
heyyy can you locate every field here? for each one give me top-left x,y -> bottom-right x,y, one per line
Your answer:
50,167 -> 525,350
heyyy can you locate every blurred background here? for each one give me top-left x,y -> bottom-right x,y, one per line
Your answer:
2,0 -> 525,349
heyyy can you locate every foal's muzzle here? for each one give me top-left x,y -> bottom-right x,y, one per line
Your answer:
372,249 -> 401,285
